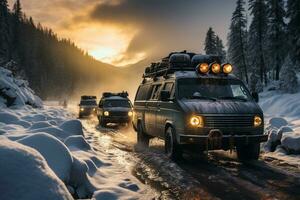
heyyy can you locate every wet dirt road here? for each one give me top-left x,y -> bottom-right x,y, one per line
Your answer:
81,118 -> 300,200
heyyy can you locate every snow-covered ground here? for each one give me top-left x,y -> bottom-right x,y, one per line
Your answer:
0,67 -> 155,200
260,89 -> 300,167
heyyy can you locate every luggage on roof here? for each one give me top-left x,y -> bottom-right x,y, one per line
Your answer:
81,95 -> 96,100
102,91 -> 129,98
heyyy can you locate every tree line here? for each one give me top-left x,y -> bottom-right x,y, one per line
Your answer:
0,0 -> 123,99
204,0 -> 299,93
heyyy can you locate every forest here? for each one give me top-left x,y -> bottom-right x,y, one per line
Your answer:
1,0 -> 300,99
204,0 -> 300,93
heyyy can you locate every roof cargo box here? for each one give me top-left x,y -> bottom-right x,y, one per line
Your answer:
169,53 -> 191,69
191,54 -> 221,67
102,91 -> 128,98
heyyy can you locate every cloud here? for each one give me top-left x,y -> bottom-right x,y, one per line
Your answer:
9,0 -> 235,66
87,0 -> 236,63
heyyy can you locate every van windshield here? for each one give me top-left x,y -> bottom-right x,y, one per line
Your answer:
104,100 -> 131,108
177,78 -> 252,101
80,100 -> 97,106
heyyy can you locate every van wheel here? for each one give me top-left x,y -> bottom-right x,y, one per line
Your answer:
99,117 -> 106,127
137,122 -> 149,147
165,127 -> 182,161
236,143 -> 260,161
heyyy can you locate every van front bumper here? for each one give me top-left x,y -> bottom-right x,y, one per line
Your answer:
179,134 -> 268,150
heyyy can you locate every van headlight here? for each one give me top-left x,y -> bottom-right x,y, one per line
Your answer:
80,108 -> 84,111
104,111 -> 109,116
128,111 -> 133,117
190,116 -> 204,127
254,115 -> 262,127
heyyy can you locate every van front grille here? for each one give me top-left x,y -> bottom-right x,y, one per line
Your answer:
204,115 -> 253,128
110,111 -> 128,117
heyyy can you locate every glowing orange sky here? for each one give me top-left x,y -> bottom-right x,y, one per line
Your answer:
9,0 -> 236,67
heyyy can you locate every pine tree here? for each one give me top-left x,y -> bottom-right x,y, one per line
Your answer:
248,0 -> 268,85
204,27 -> 217,55
0,0 -> 11,63
216,36 -> 226,62
287,0 -> 300,67
266,0 -> 286,80
12,0 -> 22,61
228,0 -> 249,83
279,55 -> 298,93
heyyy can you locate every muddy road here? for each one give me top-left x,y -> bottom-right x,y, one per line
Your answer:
81,117 -> 300,200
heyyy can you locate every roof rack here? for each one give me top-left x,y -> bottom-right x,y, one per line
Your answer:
81,95 -> 96,100
102,91 -> 129,98
143,51 -> 221,78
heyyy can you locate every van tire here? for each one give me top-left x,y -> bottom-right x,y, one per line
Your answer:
99,117 -> 106,127
165,127 -> 182,161
137,122 -> 149,148
236,143 -> 260,161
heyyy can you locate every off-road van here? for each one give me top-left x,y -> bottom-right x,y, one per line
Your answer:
97,92 -> 133,127
78,96 -> 97,118
132,52 -> 267,161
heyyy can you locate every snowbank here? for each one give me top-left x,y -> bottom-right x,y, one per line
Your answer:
18,133 -> 73,182
260,89 -> 300,157
0,137 -> 73,200
0,67 -> 42,108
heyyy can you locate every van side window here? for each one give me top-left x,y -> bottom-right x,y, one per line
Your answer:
163,82 -> 174,99
150,84 -> 162,100
135,84 -> 151,101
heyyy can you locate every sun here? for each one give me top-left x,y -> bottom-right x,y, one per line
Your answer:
59,22 -> 143,66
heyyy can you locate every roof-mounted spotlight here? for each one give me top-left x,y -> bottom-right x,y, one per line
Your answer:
197,63 -> 209,73
222,63 -> 233,74
210,63 -> 221,74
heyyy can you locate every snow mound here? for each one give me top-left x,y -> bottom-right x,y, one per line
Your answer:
281,135 -> 300,154
69,156 -> 96,198
17,133 -> 73,182
0,67 -> 42,108
30,121 -> 52,130
30,127 -> 70,140
64,135 -> 92,151
60,120 -> 84,136
92,187 -> 139,200
0,137 -> 73,200
0,111 -> 31,128
269,117 -> 288,128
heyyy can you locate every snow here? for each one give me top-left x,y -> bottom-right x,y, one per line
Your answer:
18,133 -> 73,182
0,67 -> 42,108
0,137 -> 73,200
64,135 -> 92,151
260,87 -> 300,166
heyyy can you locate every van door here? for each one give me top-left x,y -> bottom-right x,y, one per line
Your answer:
144,84 -> 162,136
134,84 -> 151,131
156,82 -> 175,138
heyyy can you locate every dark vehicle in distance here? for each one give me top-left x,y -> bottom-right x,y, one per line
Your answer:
133,52 -> 267,161
97,92 -> 133,127
78,96 -> 97,118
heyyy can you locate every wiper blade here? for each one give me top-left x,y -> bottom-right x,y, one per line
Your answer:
190,96 -> 217,101
218,96 -> 247,101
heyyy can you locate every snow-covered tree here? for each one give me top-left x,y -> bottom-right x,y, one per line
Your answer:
216,36 -> 226,62
266,0 -> 286,80
0,0 -> 11,62
287,0 -> 300,67
248,0 -> 268,85
228,0 -> 249,83
279,55 -> 298,93
249,71 -> 263,93
204,27 -> 217,55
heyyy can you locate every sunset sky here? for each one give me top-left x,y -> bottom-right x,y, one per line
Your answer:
8,0 -> 237,66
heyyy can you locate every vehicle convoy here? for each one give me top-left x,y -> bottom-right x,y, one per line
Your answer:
132,52 -> 267,161
78,96 -> 97,118
97,92 -> 133,127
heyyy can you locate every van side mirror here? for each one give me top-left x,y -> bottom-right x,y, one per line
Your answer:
252,92 -> 259,103
160,90 -> 171,101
